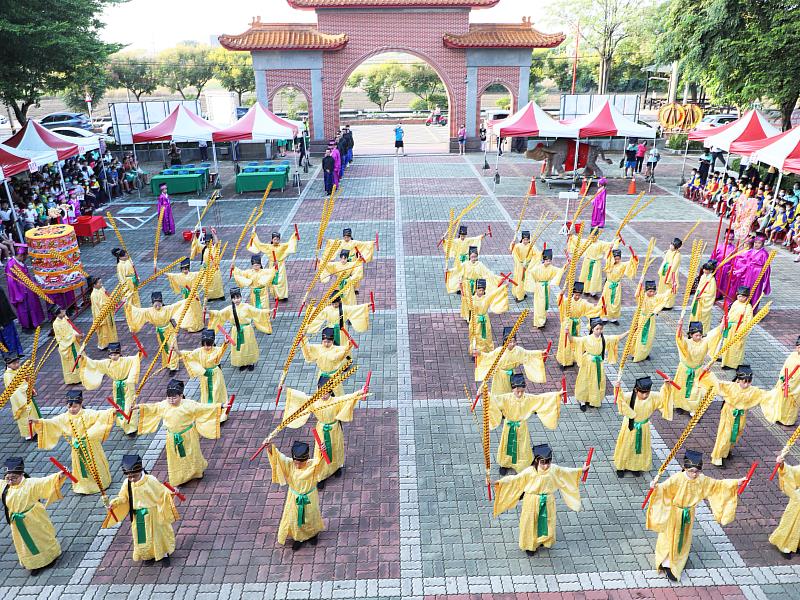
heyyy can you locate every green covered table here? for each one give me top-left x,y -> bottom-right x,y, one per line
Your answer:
235,171 -> 287,193
151,173 -> 205,195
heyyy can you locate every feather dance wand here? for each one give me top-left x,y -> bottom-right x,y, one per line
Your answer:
747,250 -> 776,304
9,265 -> 55,305
680,239 -> 706,320
153,207 -> 164,274
105,212 -> 138,281
230,206 -> 262,277
136,256 -> 186,290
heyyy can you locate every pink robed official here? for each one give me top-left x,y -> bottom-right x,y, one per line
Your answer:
590,185 -> 607,229
331,147 -> 342,186
158,192 -> 176,235
4,257 -> 45,329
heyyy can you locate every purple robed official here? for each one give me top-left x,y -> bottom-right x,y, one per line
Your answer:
711,238 -> 737,300
331,147 -> 342,186
4,258 -> 45,329
158,190 -> 176,235
732,246 -> 772,306
590,179 -> 608,229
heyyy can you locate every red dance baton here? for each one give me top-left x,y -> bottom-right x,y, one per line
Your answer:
312,429 -> 331,464
543,340 -> 552,362
217,325 -> 236,346
132,333 -> 148,358
163,481 -> 186,501
375,232 -> 379,251
250,443 -> 268,461
341,327 -> 359,349
49,456 -> 78,483
225,394 -> 236,416
297,301 -> 306,317
770,462 -> 782,482
738,461 -> 758,495
274,384 -> 283,407
656,370 -> 680,390
294,223 -> 300,241
370,291 -> 375,313
364,370 -> 372,395
561,375 -> 567,404
642,486 -> 655,509
106,396 -> 131,422
272,297 -> 279,320
581,447 -> 594,482
487,225 -> 493,238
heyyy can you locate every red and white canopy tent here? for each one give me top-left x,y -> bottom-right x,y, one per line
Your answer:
0,144 -> 47,239
730,124 -> 800,192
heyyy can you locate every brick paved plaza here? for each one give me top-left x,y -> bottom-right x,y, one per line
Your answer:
2,149 -> 799,600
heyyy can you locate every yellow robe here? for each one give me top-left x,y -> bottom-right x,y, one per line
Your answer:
326,238 -> 376,264
125,302 -> 182,371
657,248 -> 682,309
208,303 -> 272,367
5,367 -> 40,439
631,291 -> 671,362
443,234 -> 483,265
602,257 -> 638,320
706,300 -> 753,369
475,345 -> 546,395
669,332 -> 709,414
572,333 -> 622,407
90,287 -> 118,350
81,355 -> 141,435
770,464 -> 800,553
36,408 -> 115,494
190,237 -> 224,300
268,445 -> 325,544
493,465 -> 582,551
233,266 -> 277,309
524,263 -> 564,328
468,286 -> 509,354
1,474 -> 64,570
180,345 -> 230,422
510,241 -> 541,301
613,387 -> 672,472
646,472 -> 738,579
320,260 -> 364,306
52,316 -> 81,385
103,474 -> 178,562
300,341 -> 350,396
445,258 -> 498,310
165,271 -> 205,333
284,388 -> 364,480
578,240 -> 614,295
306,303 -> 371,346
138,399 -> 221,486
690,272 -> 717,333
556,298 -> 602,366
762,351 -> 800,426
117,259 -> 140,307
489,391 -> 561,471
247,231 -> 298,300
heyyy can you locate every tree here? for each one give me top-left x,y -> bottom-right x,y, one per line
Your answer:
541,49 -> 597,93
400,64 -> 446,108
62,62 -> 110,114
109,55 -> 162,101
159,45 -> 215,99
210,49 -> 254,105
496,97 -> 511,110
347,63 -> 407,111
0,0 -> 122,123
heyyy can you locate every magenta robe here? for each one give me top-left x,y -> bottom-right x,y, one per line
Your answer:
734,247 -> 771,305
591,187 -> 607,229
158,193 -> 175,234
331,148 -> 342,186
4,259 -> 45,329
711,240 -> 737,300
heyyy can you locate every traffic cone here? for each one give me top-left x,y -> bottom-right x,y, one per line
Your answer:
528,177 -> 537,196
580,178 -> 588,196
627,177 -> 637,195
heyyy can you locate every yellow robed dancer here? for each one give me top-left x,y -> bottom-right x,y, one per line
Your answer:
524,249 -> 564,328
103,453 -> 179,565
762,337 -> 800,426
325,227 -> 376,264
165,258 -> 205,333
320,249 -> 364,306
208,286 -> 272,371
265,440 -> 325,549
1,457 -> 66,573
631,280 -> 673,363
80,342 -> 140,435
669,320 -> 709,414
568,317 -> 625,410
87,276 -> 118,350
612,377 -> 672,476
646,449 -> 741,581
509,230 -> 541,302
190,229 -> 224,300
3,353 -> 40,440
247,229 -> 298,300
306,294 -> 370,346
656,237 -> 683,309
577,232 -> 615,296
300,328 -> 353,396
689,261 -> 717,333
493,444 -> 586,554
179,329 -> 230,423
475,327 -> 546,395
555,282 -> 602,367
232,254 -> 277,309
445,247 -> 499,320
701,367 -> 772,466
112,247 -> 140,307
283,377 -> 366,484
33,390 -> 114,494
602,247 -> 638,322
770,457 -> 800,557
489,374 -> 560,474
50,305 -> 81,385
135,378 -> 221,486
442,224 -> 484,265
467,278 -> 509,354
706,286 -> 755,369
125,291 -> 182,374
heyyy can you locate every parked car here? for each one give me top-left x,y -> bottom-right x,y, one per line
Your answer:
0,115 -> 7,125
696,114 -> 738,129
92,116 -> 114,136
50,126 -> 110,146
39,112 -> 92,130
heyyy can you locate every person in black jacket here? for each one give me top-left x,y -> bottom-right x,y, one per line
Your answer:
343,125 -> 354,166
337,133 -> 348,178
322,148 -> 335,195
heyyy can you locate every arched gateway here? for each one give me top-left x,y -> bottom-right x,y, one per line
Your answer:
219,0 -> 564,152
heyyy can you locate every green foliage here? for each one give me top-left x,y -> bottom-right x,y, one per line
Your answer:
210,49 -> 254,105
399,64 -> 446,107
496,97 -> 511,110
665,133 -> 703,151
409,97 -> 428,112
276,87 -> 307,120
347,62 -> 407,111
0,0 -> 123,123
109,54 -> 162,101
542,51 -> 597,93
158,45 -> 215,99
62,62 -> 109,113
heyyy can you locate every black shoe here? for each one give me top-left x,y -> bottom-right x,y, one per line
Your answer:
334,467 -> 343,478
456,290 -> 461,295
782,551 -> 794,559
721,365 -> 733,370
247,364 -> 254,371
143,559 -> 155,566
525,549 -> 537,556
616,470 -> 625,478
169,369 -> 178,376
611,320 -> 619,325
664,567 -> 678,582
499,466 -> 509,476
239,366 -> 246,371
160,556 -> 171,567
580,403 -> 587,412
292,540 -> 303,551
318,479 -> 325,490
354,290 -> 359,295
309,535 -> 319,546
279,297 -> 288,302
662,306 -> 673,311
127,432 -> 137,438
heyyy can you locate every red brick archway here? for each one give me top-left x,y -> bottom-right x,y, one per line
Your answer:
267,81 -> 314,136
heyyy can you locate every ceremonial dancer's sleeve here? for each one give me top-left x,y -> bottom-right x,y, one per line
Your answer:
492,468 -> 533,516
246,231 -> 269,255
242,303 -> 272,334
102,482 -> 128,528
35,415 -> 67,451
180,350 -> 204,379
529,392 -> 561,430
125,304 -> 150,334
475,347 -> 500,382
267,445 -> 293,486
604,334 -> 622,365
80,357 -> 108,390
189,236 -> 202,260
552,465 -> 582,512
518,348 -> 546,384
191,403 -> 222,439
703,476 -> 739,526
333,391 -> 365,423
283,389 -> 312,428
165,272 -> 182,295
624,256 -> 639,279
306,307 -> 331,335
151,477 -> 179,523
778,464 -> 800,502
232,268 -> 251,289
486,284 -> 509,315
353,240 -> 375,263
488,394 -> 505,430
645,473 -> 678,533
30,473 -> 66,506
653,390 -> 673,421
300,340 -> 318,363
137,402 -> 165,435
86,408 -> 116,442
343,303 -> 370,333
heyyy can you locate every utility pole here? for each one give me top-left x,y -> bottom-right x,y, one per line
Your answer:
571,25 -> 580,95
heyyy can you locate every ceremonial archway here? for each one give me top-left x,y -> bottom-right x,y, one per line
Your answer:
269,83 -> 312,132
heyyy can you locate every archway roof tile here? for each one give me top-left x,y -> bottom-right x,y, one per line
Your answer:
443,23 -> 565,49
218,24 -> 348,51
288,0 -> 498,8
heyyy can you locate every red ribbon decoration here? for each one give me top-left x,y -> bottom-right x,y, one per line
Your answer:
656,369 -> 681,390
217,325 -> 236,346
294,223 -> 300,241
49,456 -> 78,483
312,428 -> 331,464
163,481 -> 186,501
581,447 -> 594,482
225,394 -> 236,416
738,461 -> 758,495
561,375 -> 567,404
106,396 -> 131,422
370,291 -> 375,313
272,297 -> 279,320
132,333 -> 148,358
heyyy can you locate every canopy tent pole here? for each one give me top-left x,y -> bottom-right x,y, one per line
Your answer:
679,137 -> 690,185
571,137 -> 581,191
56,161 -> 68,195
131,142 -> 142,199
2,179 -> 24,242
161,142 -> 167,169
775,170 -> 783,195
211,141 -> 220,189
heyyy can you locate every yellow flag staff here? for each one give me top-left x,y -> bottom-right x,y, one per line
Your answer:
70,283 -> 126,371
153,207 -> 164,274
229,206 -> 262,277
106,212 -> 138,282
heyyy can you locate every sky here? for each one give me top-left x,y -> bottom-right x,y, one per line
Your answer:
101,0 -> 552,52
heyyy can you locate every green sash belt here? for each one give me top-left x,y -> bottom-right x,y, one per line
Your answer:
661,262 -> 669,277
322,422 -> 335,461
114,380 -> 126,413
504,368 -> 514,385
71,436 -> 89,478
722,322 -> 733,341
459,254 -> 467,263
542,281 -> 550,310
272,270 -> 280,286
170,423 -> 194,458
633,418 -> 649,454
682,362 -> 697,399
609,281 -> 619,305
128,274 -> 139,287
570,318 -> 579,337
291,488 -> 311,526
641,315 -> 654,344
11,506 -> 39,555
468,279 -> 476,295
333,324 -> 341,346
31,396 -> 41,419
536,493 -> 549,538
731,408 -> 745,443
203,367 -> 214,402
253,288 -> 262,309
505,420 -> 520,464
587,259 -> 597,282
134,508 -> 148,544
236,325 -> 245,351
320,369 -> 337,378
477,314 -> 487,339
589,353 -> 603,388
691,299 -> 699,317
181,288 -> 190,299
338,277 -> 349,290
70,343 -> 78,361
677,506 -> 691,552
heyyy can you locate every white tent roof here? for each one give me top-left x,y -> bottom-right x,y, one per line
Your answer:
564,100 -> 656,138
132,105 -> 220,143
212,103 -> 299,143
489,101 -> 577,138
701,109 -> 780,153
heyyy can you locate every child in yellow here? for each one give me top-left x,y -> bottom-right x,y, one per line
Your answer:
568,318 -> 626,410
190,229 -> 224,300
493,444 -> 587,555
656,237 -> 682,309
763,336 -> 800,426
180,329 -> 230,423
510,230 -> 541,302
612,377 -> 672,477
87,276 -> 118,350
577,232 -> 615,296
556,282 -> 602,367
475,327 -> 547,395
489,374 -> 561,474
602,248 -> 638,323
80,342 -> 140,435
4,353 -> 40,440
646,449 -> 742,581
126,291 -> 182,374
1,457 -> 66,573
631,280 -> 673,362
306,294 -> 370,346
446,247 -> 499,319
320,249 -> 364,305
326,227 -> 376,264
442,224 -> 484,267
135,379 -> 221,487
670,320 -> 709,414
467,278 -> 509,354
232,254 -> 277,309
32,389 -> 114,494
208,286 -> 272,371
770,455 -> 800,557
113,247 -> 140,307
247,230 -> 298,300
689,261 -> 717,333
50,304 -> 81,385
165,258 -> 204,333
301,328 -> 353,396
706,286 -> 754,369
103,454 -> 179,566
524,249 -> 564,328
